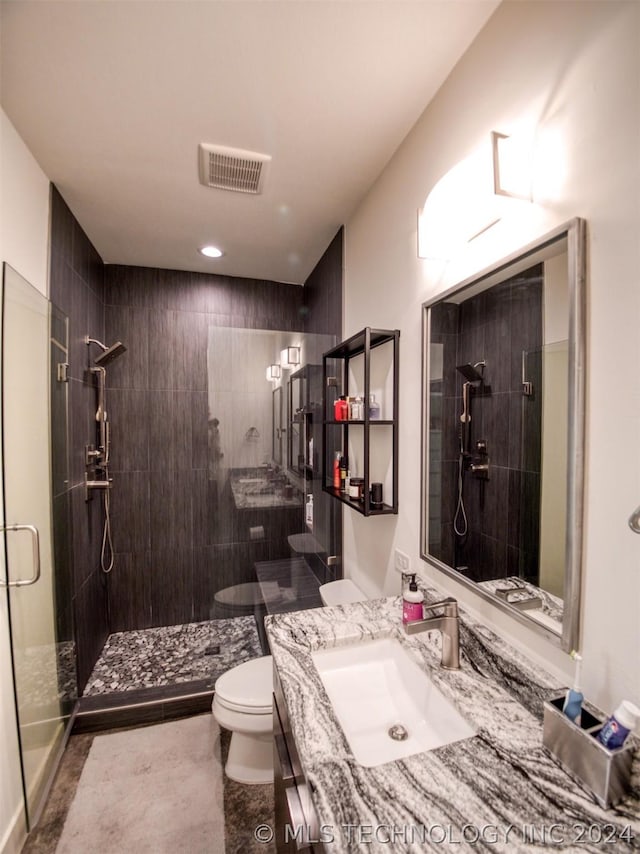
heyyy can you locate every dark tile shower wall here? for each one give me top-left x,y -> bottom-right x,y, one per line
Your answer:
49,187 -> 109,692
104,265 -> 308,631
430,266 -> 543,584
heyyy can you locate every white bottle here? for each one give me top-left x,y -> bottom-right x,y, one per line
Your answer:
597,700 -> 640,749
305,494 -> 314,531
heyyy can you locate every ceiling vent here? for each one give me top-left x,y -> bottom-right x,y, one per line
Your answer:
198,143 -> 271,194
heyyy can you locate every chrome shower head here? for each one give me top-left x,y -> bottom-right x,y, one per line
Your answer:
85,335 -> 127,366
456,361 -> 486,383
94,341 -> 127,366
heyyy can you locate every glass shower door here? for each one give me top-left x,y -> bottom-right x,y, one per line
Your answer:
1,263 -> 68,828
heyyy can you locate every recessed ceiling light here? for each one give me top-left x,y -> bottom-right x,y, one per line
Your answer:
200,245 -> 224,258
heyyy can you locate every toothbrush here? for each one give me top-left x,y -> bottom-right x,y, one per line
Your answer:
562,650 -> 583,724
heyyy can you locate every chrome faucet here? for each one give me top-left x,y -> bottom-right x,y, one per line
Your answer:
403,597 -> 461,670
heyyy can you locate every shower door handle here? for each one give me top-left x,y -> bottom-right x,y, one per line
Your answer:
629,505 -> 640,534
0,524 -> 41,587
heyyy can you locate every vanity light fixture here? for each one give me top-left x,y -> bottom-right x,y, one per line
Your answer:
199,245 -> 224,258
266,364 -> 281,382
280,346 -> 301,370
491,131 -> 533,201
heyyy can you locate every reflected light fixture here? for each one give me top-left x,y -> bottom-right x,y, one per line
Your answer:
199,245 -> 224,258
280,346 -> 300,370
491,131 -> 533,201
266,364 -> 281,381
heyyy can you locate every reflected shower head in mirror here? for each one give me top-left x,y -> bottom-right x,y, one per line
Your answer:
85,335 -> 127,366
456,361 -> 485,383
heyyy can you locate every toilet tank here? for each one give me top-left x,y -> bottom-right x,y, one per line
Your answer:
319,579 -> 366,607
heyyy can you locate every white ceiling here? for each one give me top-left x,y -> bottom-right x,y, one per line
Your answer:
1,1 -> 500,284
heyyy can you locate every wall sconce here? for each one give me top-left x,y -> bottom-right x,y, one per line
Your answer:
280,346 -> 300,370
417,144 -> 500,259
491,131 -> 533,201
265,364 -> 281,381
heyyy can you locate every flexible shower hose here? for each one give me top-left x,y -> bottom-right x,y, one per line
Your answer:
101,488 -> 115,573
453,452 -> 468,537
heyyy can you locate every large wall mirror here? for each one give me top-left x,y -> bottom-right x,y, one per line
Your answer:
421,219 -> 586,651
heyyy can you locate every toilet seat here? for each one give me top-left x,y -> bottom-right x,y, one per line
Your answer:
214,655 -> 272,714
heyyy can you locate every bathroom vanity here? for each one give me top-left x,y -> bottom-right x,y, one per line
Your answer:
265,593 -> 640,853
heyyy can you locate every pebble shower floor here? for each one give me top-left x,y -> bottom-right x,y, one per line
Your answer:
83,616 -> 262,695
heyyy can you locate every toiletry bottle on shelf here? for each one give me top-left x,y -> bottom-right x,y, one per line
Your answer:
369,393 -> 381,419
339,456 -> 347,492
333,452 -> 341,489
334,396 -> 348,421
305,494 -> 314,531
596,701 -> 640,749
350,396 -> 364,420
402,574 -> 424,625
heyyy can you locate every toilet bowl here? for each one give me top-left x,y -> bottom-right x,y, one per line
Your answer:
211,581 -> 283,620
213,579 -> 366,785
212,654 -> 273,784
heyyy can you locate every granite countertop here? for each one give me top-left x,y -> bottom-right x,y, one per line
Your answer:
265,593 -> 640,853
477,577 -> 564,634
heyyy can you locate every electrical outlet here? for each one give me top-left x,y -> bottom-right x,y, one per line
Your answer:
394,549 -> 411,575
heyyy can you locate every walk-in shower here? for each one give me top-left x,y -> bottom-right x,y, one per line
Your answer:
453,360 -> 486,537
85,335 -> 127,573
73,322 -> 339,731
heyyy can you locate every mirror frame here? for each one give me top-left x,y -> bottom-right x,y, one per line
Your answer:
420,218 -> 586,652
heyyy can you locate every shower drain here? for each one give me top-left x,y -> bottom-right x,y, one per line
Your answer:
388,724 -> 409,741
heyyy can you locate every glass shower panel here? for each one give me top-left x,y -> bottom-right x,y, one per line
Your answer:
1,264 -> 69,828
206,326 -> 340,636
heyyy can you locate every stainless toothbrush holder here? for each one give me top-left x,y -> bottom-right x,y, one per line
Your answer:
542,693 -> 636,808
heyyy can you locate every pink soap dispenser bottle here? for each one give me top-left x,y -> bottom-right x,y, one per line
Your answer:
402,574 -> 424,625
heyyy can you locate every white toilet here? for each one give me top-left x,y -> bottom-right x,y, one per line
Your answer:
212,654 -> 274,784
212,578 -> 366,784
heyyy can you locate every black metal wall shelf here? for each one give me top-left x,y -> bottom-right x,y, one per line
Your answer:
322,327 -> 399,516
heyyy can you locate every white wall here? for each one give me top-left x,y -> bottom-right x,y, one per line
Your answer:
344,1 -> 640,713
0,109 -> 50,854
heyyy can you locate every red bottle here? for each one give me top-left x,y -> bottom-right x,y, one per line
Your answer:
334,396 -> 348,421
333,453 -> 341,489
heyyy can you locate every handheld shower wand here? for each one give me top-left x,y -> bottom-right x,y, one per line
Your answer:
84,334 -> 127,574
456,361 -> 485,456
453,360 -> 486,539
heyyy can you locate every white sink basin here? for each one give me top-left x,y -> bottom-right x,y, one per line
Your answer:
311,637 -> 475,767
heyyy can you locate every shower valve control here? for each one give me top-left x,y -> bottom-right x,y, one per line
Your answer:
85,444 -> 102,466
469,439 -> 490,480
